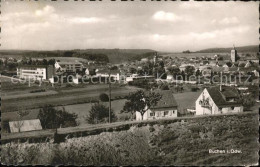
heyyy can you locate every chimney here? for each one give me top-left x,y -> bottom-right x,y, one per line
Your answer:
220,84 -> 222,92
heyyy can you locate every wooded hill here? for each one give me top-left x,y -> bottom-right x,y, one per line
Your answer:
0,49 -> 156,64
196,45 -> 259,53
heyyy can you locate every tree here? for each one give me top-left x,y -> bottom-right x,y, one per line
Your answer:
226,62 -> 232,67
38,105 -> 78,129
167,66 -> 180,77
238,63 -> 245,67
195,69 -> 201,76
86,103 -> 117,124
110,66 -> 118,70
43,59 -> 48,65
48,59 -> 56,65
175,85 -> 184,93
121,101 -> 135,121
99,93 -> 109,102
13,109 -> 30,132
185,66 -> 195,77
183,50 -> 191,53
161,84 -> 169,90
242,94 -> 256,111
129,67 -> 137,74
154,66 -> 166,79
2,119 -> 11,133
122,90 -> 161,120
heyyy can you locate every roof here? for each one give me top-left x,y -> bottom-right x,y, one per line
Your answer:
150,90 -> 178,109
57,61 -> 83,65
217,61 -> 227,66
239,56 -> 259,61
212,66 -> 225,72
229,67 -> 238,72
18,65 -> 50,68
206,86 -> 242,107
9,119 -> 42,133
97,69 -> 120,75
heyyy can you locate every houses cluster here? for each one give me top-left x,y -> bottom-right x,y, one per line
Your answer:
12,46 -> 258,121
15,46 -> 258,86
164,46 -> 259,83
136,84 -> 244,121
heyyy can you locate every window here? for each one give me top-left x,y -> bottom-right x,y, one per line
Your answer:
155,112 -> 159,117
165,111 -> 169,115
231,106 -> 235,110
150,112 -> 154,117
161,111 -> 165,117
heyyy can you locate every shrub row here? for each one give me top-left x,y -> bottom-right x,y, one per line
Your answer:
29,89 -> 46,93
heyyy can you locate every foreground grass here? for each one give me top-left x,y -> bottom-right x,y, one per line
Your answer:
1,112 -> 258,166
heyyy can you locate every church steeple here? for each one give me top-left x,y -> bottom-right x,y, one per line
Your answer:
231,45 -> 238,63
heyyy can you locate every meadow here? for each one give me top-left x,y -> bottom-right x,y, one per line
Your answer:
1,88 -> 201,127
1,81 -> 141,112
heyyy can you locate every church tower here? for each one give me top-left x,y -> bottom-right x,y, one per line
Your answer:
153,52 -> 158,65
231,45 -> 238,63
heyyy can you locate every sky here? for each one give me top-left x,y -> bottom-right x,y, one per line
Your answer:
1,0 -> 259,52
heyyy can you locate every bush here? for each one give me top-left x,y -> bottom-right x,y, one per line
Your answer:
128,79 -> 150,89
161,84 -> 169,90
66,84 -> 73,88
99,93 -> 109,102
30,89 -> 46,93
1,119 -> 10,133
86,103 -> 117,124
191,87 -> 199,92
37,105 -> 78,129
242,94 -> 256,110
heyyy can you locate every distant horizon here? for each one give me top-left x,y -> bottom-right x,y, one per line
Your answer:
0,44 -> 258,53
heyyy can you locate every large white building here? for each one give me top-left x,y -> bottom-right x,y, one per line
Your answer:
136,90 -> 178,120
55,61 -> 83,72
95,69 -> 121,81
195,86 -> 243,115
17,65 -> 55,80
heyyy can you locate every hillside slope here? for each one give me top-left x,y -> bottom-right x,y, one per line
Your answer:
1,112 -> 258,166
0,49 -> 156,64
196,45 -> 258,53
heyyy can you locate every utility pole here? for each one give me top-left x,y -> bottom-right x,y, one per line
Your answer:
108,67 -> 111,123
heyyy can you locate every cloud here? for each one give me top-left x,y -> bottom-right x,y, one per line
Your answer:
152,11 -> 181,22
189,32 -> 216,40
211,17 -> 240,25
68,17 -> 103,24
190,25 -> 250,40
219,17 -> 239,25
35,5 -> 55,16
179,2 -> 202,9
152,34 -> 167,41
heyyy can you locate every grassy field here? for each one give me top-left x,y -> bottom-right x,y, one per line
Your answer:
2,99 -> 130,125
2,112 -> 258,165
1,89 -> 201,125
1,83 -> 141,112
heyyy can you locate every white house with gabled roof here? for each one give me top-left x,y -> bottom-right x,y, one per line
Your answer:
195,85 -> 243,115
